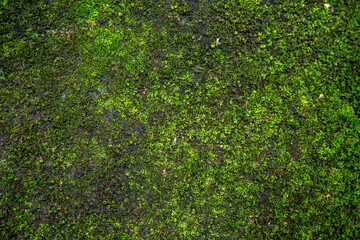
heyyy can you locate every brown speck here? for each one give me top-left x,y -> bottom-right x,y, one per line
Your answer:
249,215 -> 258,224
54,203 -> 62,210
111,65 -> 119,74
138,88 -> 148,98
88,160 -> 95,167
209,72 -> 219,79
162,168 -> 168,177
194,66 -> 202,73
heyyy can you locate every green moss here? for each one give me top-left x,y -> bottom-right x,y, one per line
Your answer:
1,0 -> 359,239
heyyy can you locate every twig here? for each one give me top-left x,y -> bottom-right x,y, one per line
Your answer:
1,67 -> 11,74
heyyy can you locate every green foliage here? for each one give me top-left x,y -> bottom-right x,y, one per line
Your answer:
1,0 -> 359,239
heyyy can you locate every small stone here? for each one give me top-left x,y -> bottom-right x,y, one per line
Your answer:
319,94 -> 324,99
324,3 -> 334,13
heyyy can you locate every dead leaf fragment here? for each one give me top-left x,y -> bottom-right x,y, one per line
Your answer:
249,215 -> 258,224
54,203 -> 62,210
162,168 -> 168,177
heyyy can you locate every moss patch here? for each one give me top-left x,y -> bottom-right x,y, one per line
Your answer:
1,0 -> 359,239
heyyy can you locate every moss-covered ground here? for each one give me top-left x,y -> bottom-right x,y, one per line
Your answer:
1,0 -> 360,239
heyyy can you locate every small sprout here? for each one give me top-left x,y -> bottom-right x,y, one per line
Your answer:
210,44 -> 215,48
319,94 -> 324,99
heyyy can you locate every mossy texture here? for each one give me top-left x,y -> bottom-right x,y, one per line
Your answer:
1,0 -> 359,239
